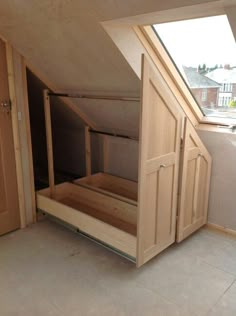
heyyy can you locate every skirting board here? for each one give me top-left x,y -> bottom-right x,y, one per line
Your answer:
206,222 -> 236,239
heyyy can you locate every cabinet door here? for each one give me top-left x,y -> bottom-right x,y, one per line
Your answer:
0,39 -> 20,235
176,119 -> 212,242
137,55 -> 182,267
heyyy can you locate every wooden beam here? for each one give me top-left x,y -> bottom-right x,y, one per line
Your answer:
43,89 -> 55,198
85,126 -> 91,176
21,58 -> 36,222
48,92 -> 140,102
103,135 -> 109,173
5,43 -> 26,228
134,26 -> 203,127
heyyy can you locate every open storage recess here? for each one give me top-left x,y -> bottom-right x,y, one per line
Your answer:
36,54 -> 212,267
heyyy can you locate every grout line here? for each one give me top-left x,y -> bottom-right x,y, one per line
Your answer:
204,279 -> 236,316
135,278 -> 199,316
51,301 -> 66,316
202,260 -> 236,278
141,287 -> 197,316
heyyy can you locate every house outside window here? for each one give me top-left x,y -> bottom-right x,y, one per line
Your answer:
153,15 -> 236,119
181,66 -> 220,108
202,89 -> 207,101
220,83 -> 233,92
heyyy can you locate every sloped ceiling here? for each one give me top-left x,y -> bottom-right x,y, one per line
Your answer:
0,0 -> 218,93
70,98 -> 140,137
0,0 -> 223,136
27,69 -> 84,130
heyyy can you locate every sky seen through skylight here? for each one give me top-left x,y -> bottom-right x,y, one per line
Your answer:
154,15 -> 236,69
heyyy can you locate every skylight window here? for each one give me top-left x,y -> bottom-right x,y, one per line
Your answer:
154,15 -> 236,119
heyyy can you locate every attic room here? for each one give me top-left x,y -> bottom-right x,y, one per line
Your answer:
1,0 -> 236,315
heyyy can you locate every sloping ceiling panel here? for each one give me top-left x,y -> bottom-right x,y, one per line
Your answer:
27,70 -> 84,130
69,98 -> 140,137
0,0 -> 221,134
0,1 -> 217,92
0,2 -> 140,93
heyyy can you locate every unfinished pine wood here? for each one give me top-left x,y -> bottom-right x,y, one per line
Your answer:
43,89 -> 55,198
0,39 -> 20,235
38,183 -> 137,234
21,58 -> 36,223
85,126 -> 91,176
37,183 -> 137,257
134,26 -> 200,127
74,172 -> 138,205
206,223 -> 236,238
177,119 -> 212,242
136,54 -> 182,267
7,45 -> 36,226
103,135 -> 109,172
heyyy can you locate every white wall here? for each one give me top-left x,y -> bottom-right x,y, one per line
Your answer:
198,130 -> 236,230
102,136 -> 139,181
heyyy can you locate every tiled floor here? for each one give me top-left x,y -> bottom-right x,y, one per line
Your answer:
1,219 -> 236,316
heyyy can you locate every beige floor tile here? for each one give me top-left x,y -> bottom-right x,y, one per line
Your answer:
0,288 -> 64,316
132,244 -> 235,315
207,281 -> 236,316
173,229 -> 236,276
1,220 -> 236,316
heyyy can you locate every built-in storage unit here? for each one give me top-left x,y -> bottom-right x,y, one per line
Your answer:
36,55 -> 212,267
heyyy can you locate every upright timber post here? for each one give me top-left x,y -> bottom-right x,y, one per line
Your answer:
43,89 -> 55,198
85,126 -> 91,176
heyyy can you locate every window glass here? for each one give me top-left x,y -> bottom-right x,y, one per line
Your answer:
154,15 -> 236,119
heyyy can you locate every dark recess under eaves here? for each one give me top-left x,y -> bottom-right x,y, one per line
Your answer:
26,69 -> 86,190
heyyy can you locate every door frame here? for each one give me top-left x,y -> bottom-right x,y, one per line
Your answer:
4,40 -> 36,228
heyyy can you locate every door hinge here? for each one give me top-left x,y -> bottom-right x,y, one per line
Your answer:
1,100 -> 12,114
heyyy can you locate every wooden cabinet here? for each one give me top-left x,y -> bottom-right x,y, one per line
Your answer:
137,55 -> 182,267
177,119 -> 212,242
36,54 -> 211,267
0,39 -> 20,235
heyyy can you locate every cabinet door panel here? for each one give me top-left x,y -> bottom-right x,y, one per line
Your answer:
137,55 -> 182,267
0,39 -> 20,235
177,119 -> 212,242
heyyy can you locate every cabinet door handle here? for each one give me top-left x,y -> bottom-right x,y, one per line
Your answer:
160,164 -> 166,168
198,153 -> 203,157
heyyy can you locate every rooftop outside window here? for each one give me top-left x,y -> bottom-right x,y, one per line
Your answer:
153,15 -> 236,119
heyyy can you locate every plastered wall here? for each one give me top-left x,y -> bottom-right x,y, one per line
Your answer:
198,130 -> 236,231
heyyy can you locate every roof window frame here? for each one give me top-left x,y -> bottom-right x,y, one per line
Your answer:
136,11 -> 236,128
